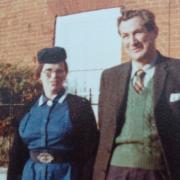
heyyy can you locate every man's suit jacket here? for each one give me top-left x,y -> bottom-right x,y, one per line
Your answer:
93,53 -> 180,180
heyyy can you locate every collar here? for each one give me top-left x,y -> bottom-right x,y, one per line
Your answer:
131,54 -> 158,79
38,88 -> 68,106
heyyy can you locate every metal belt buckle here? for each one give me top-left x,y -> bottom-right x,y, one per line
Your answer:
37,152 -> 54,163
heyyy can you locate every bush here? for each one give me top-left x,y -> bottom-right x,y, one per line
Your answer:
0,63 -> 41,104
0,63 -> 41,166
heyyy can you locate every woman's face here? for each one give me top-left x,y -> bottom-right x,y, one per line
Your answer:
40,62 -> 67,95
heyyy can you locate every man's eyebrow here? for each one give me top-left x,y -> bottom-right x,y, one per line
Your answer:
135,28 -> 145,32
44,68 -> 52,71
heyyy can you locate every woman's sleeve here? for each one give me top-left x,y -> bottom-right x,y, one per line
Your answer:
7,122 -> 29,180
80,99 -> 99,180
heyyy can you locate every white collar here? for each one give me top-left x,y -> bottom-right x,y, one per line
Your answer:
131,55 -> 158,79
38,88 -> 68,106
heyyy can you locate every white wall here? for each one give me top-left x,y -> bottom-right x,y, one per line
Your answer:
0,168 -> 6,180
55,8 -> 122,118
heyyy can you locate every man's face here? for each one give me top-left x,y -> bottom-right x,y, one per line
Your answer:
119,16 -> 158,62
40,63 -> 67,94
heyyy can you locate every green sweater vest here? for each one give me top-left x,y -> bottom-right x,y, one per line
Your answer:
110,79 -> 163,170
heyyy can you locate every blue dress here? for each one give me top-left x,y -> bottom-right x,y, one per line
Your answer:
19,93 -> 78,180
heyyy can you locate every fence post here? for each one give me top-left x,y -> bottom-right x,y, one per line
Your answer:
89,88 -> 92,104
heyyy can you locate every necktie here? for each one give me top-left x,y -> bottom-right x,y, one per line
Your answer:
133,69 -> 146,94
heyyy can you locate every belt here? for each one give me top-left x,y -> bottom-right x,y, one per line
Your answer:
30,150 -> 74,164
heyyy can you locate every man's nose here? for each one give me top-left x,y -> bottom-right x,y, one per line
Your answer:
129,35 -> 138,45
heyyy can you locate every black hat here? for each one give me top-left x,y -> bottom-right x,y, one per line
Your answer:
37,47 -> 67,64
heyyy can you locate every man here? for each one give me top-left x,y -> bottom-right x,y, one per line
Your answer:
93,9 -> 180,180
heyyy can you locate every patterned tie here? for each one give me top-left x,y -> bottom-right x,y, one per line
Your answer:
133,69 -> 146,94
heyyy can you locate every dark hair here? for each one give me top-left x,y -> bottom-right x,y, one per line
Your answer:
34,63 -> 44,80
117,9 -> 157,34
34,61 -> 68,80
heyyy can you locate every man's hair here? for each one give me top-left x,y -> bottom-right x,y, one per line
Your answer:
117,9 -> 157,34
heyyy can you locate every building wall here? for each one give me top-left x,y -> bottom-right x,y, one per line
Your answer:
0,0 -> 180,66
0,0 -> 55,67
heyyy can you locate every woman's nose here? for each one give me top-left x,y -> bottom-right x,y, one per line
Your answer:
50,71 -> 57,79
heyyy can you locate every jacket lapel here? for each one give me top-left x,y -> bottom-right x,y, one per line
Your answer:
153,54 -> 169,109
107,62 -> 131,140
115,62 -> 131,111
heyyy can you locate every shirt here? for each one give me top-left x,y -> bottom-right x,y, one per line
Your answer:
131,55 -> 158,87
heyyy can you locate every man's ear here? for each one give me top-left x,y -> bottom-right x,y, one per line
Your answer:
153,26 -> 159,38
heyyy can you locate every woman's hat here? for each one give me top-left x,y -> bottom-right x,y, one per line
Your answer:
37,47 -> 67,64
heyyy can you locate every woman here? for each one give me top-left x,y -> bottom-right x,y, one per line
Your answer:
7,47 -> 99,180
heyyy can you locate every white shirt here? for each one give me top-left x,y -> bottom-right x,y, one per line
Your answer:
131,56 -> 157,87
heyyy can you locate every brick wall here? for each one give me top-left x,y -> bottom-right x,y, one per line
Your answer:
0,0 -> 180,66
0,0 -> 55,67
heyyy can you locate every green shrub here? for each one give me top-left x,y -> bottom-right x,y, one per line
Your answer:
0,63 -> 41,166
